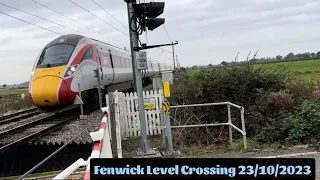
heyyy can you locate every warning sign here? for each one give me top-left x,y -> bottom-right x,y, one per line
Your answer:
134,97 -> 156,110
162,101 -> 170,114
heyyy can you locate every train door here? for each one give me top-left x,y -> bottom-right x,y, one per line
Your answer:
95,45 -> 103,82
107,49 -> 115,84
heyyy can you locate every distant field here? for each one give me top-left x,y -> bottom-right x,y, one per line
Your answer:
0,88 -> 29,96
189,59 -> 320,82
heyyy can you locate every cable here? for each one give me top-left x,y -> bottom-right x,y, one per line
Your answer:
163,25 -> 172,42
32,0 -> 106,39
69,0 -> 129,37
0,11 -> 62,35
130,15 -> 139,33
91,0 -> 128,29
31,0 -> 123,44
159,47 -> 173,54
0,2 -> 89,37
0,9 -> 127,50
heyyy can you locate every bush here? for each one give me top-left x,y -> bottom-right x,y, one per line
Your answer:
171,64 -> 288,108
169,64 -> 291,146
255,89 -> 294,117
170,65 -> 320,146
256,112 -> 296,143
287,101 -> 320,143
257,101 -> 320,144
285,77 -> 316,103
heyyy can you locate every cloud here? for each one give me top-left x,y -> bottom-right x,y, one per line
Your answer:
0,0 -> 320,84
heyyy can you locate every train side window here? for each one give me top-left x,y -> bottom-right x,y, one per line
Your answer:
82,47 -> 93,61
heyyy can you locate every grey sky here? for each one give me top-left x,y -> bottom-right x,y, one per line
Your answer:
0,0 -> 320,84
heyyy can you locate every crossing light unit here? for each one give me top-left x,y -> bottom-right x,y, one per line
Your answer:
134,2 -> 165,31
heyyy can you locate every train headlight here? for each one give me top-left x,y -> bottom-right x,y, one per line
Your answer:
64,65 -> 78,78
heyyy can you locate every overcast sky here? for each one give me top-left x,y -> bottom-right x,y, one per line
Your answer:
1,0 -> 320,85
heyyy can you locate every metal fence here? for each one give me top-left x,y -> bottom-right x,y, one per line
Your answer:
166,101 -> 247,150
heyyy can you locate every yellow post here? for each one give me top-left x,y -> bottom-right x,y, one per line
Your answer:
163,82 -> 170,98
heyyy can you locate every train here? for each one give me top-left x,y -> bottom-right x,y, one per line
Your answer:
28,34 -> 173,111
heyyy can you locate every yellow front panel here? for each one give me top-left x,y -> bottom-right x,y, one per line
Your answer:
31,66 -> 66,106
32,66 -> 66,80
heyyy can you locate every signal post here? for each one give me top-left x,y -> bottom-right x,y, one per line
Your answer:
125,0 -> 177,156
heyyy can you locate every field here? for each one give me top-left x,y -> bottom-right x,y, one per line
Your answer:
189,59 -> 320,82
0,88 -> 29,96
0,88 -> 32,115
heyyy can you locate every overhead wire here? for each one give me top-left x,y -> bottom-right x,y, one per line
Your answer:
69,0 -> 129,37
0,2 -> 128,49
31,0 -> 118,42
0,11 -> 62,36
91,0 -> 128,29
31,0 -> 123,44
0,2 -> 91,38
2,1 -> 172,62
163,25 -> 172,42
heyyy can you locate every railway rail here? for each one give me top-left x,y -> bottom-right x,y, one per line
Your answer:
0,104 -> 102,152
0,107 -> 40,126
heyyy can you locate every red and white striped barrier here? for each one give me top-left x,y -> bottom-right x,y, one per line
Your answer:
53,106 -> 116,180
84,112 -> 112,180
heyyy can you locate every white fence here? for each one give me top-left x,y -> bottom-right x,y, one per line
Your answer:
110,89 -> 164,139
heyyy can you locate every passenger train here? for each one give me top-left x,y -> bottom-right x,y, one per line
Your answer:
29,34 -> 173,111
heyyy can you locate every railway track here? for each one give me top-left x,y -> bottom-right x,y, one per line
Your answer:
0,104 -> 101,152
0,107 -> 40,125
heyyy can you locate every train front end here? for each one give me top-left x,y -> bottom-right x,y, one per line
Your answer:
29,35 -> 81,110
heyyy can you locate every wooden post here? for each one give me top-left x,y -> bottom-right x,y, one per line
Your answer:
108,92 -> 118,158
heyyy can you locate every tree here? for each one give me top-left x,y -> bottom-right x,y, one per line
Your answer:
2,84 -> 6,89
191,65 -> 199,70
304,52 -> 311,58
221,61 -> 229,66
311,52 -> 316,57
208,64 -> 213,68
285,52 -> 295,59
276,55 -> 282,60
317,51 -> 320,58
295,53 -> 302,59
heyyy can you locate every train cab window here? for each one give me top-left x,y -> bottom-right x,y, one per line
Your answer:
82,47 -> 93,61
37,44 -> 75,68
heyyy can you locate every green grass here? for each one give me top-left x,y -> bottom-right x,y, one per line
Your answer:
0,88 -> 29,95
189,59 -> 320,82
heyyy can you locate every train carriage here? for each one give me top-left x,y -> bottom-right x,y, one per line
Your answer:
29,34 -> 172,111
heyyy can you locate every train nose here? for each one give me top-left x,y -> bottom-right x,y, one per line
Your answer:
31,76 -> 68,106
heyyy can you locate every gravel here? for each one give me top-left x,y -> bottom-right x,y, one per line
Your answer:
33,109 -> 104,145
0,109 -> 103,146
0,112 -> 54,132
1,85 -> 153,146
0,123 -> 51,144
